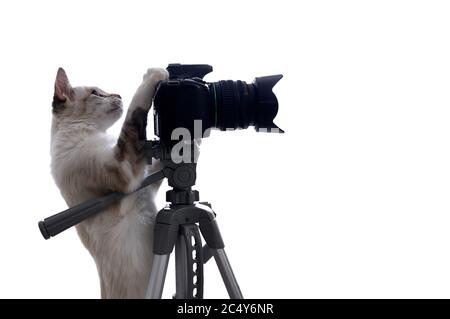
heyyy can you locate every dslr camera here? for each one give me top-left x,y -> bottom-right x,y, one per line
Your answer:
153,64 -> 284,147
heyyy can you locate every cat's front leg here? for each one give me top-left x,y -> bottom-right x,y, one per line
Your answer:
129,68 -> 169,113
119,67 -> 168,140
112,68 -> 168,192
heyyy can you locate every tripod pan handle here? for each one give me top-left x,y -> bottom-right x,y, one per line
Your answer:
38,191 -> 124,239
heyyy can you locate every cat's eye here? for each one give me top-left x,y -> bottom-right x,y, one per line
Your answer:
91,89 -> 101,97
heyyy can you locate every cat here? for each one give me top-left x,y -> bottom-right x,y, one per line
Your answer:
50,67 -> 169,298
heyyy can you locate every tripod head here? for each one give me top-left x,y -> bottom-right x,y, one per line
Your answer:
38,139 -> 201,239
144,139 -> 200,204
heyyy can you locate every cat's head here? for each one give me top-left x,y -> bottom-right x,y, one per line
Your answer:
52,68 -> 123,131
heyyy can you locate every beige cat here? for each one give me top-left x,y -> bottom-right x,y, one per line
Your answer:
50,67 -> 169,298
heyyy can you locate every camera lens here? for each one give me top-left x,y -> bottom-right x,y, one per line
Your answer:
208,75 -> 283,133
153,65 -> 283,146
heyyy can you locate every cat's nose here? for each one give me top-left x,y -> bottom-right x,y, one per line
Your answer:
110,93 -> 122,99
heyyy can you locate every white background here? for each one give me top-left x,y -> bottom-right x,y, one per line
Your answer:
0,0 -> 449,298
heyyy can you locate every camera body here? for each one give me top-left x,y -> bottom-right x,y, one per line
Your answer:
153,65 -> 214,146
153,64 -> 283,146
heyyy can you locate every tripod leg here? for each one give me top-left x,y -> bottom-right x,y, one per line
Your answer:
175,224 -> 204,299
212,249 -> 243,299
145,254 -> 170,299
175,231 -> 189,298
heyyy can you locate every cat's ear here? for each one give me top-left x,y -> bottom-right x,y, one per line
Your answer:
54,67 -> 74,103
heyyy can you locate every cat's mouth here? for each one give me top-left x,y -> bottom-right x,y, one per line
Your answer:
108,99 -> 123,114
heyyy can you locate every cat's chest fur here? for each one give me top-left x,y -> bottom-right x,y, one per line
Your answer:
51,128 -> 158,298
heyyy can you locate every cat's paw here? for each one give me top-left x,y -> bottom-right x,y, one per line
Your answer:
143,68 -> 169,85
130,68 -> 169,110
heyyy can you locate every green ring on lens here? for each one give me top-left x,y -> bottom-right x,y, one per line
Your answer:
212,82 -> 218,127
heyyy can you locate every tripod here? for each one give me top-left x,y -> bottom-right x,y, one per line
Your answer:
38,140 -> 243,299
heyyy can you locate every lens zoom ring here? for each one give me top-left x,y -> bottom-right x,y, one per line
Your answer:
219,80 -> 236,130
